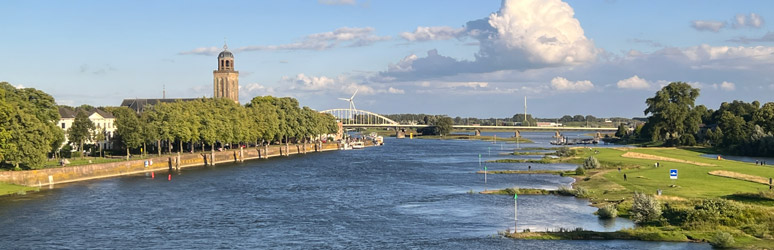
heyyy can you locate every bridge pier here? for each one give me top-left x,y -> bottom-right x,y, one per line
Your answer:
474,129 -> 481,136
514,130 -> 520,138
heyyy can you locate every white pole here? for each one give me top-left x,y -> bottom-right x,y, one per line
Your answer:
524,96 -> 527,126
514,196 -> 518,232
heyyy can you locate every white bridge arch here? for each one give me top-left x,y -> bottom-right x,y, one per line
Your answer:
320,109 -> 399,127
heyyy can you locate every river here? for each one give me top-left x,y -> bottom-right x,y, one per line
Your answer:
0,132 -> 709,249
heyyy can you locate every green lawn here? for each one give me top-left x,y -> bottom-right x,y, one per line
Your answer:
43,157 -> 124,168
0,182 -> 38,196
577,148 -> 773,201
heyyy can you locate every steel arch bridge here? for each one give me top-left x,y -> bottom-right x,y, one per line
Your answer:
320,109 -> 399,127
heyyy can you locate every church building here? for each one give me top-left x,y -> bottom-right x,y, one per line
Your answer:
213,43 -> 239,103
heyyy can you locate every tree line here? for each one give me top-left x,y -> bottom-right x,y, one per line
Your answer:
633,82 -> 774,156
106,96 -> 339,159
1,80 -> 339,169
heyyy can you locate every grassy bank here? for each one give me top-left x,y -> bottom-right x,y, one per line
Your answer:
502,146 -> 774,249
0,182 -> 38,196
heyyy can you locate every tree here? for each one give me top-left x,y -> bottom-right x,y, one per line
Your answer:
643,82 -> 701,145
615,124 -> 628,138
113,107 -> 143,160
0,83 -> 63,169
435,116 -> 454,136
67,110 -> 95,158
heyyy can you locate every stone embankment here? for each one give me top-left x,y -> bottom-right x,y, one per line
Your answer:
0,142 -> 362,187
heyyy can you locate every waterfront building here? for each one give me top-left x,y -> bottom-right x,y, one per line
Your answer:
58,107 -> 116,150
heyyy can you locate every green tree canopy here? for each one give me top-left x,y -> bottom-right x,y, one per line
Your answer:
643,82 -> 701,145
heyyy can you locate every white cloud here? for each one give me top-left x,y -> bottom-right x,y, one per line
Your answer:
178,46 -> 221,56
727,31 -> 774,44
281,73 -> 403,96
382,0 -> 598,80
387,54 -> 418,72
318,0 -> 355,5
550,77 -> 593,92
181,27 -> 389,55
712,81 -> 736,91
484,0 -> 597,65
387,87 -> 405,94
616,75 -> 651,89
734,13 -> 765,28
680,44 -> 774,70
239,27 -> 389,51
691,20 -> 726,32
691,13 -> 763,33
14,84 -> 24,89
400,26 -> 465,41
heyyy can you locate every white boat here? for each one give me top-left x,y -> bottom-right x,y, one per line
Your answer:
352,141 -> 365,149
341,142 -> 353,150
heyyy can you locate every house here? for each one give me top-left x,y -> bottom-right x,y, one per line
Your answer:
58,107 -> 116,150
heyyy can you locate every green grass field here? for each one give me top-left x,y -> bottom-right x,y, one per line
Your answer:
574,147 -> 773,201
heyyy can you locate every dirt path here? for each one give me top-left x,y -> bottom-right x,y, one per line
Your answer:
709,170 -> 771,185
620,152 -> 716,167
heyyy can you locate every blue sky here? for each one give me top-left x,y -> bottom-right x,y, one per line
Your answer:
2,0 -> 774,118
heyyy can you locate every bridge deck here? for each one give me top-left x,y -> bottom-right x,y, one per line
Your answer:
342,124 -> 617,131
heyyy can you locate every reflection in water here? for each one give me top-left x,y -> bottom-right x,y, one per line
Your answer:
0,135 -> 707,249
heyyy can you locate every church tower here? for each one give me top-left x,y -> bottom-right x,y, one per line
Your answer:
213,43 -> 239,103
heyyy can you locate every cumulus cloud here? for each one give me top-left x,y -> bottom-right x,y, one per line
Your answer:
181,27 -> 389,55
616,75 -> 651,89
679,44 -> 774,70
14,84 -> 24,89
318,0 -> 355,5
691,20 -> 726,32
400,26 -> 466,41
383,0 -> 598,80
549,77 -> 593,92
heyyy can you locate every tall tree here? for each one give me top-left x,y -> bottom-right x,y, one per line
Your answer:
643,82 -> 701,145
113,107 -> 143,160
435,116 -> 454,136
67,110 -> 95,158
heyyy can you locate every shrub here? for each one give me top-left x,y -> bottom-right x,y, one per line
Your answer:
583,156 -> 600,169
574,187 -> 589,198
504,187 -> 519,195
557,185 -> 575,196
575,166 -> 586,175
709,231 -> 735,248
555,147 -> 576,157
598,204 -> 618,219
687,199 -> 746,227
631,192 -> 662,224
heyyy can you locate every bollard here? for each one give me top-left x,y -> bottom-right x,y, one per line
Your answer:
152,172 -> 155,179
168,174 -> 171,181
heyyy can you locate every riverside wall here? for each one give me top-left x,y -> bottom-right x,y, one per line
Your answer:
0,142 -> 350,187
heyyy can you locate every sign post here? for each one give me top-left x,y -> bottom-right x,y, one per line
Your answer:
514,193 -> 518,232
670,169 -> 678,186
484,165 -> 487,184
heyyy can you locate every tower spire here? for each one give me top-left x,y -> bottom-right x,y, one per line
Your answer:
223,37 -> 228,50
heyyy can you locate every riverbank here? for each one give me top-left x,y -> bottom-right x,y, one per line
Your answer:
491,146 -> 774,249
0,142 -> 364,193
